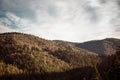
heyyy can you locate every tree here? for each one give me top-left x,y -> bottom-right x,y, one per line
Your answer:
108,47 -> 120,80
91,66 -> 102,80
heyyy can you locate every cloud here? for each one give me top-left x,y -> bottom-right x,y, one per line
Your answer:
0,0 -> 36,21
0,0 -> 120,42
0,24 -> 15,33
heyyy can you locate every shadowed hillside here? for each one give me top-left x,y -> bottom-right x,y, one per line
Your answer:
75,38 -> 120,55
0,67 -> 95,80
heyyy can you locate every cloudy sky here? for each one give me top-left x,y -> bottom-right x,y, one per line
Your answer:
0,0 -> 120,42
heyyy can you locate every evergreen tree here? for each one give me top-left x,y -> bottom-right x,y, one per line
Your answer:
109,47 -> 120,80
91,66 -> 102,80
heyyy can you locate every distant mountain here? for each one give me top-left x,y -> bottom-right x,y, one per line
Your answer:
0,32 -> 119,80
54,38 -> 120,56
74,38 -> 120,55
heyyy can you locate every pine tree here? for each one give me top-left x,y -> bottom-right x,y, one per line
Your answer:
109,47 -> 120,80
91,66 -> 102,80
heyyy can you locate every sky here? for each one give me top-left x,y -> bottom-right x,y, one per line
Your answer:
0,0 -> 120,42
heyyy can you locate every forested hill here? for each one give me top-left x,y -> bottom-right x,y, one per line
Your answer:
0,32 -> 119,80
75,38 -> 120,55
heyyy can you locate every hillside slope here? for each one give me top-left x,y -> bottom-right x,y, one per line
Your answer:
54,38 -> 120,55
0,32 -> 119,80
0,32 -> 100,75
54,38 -> 120,56
74,38 -> 120,55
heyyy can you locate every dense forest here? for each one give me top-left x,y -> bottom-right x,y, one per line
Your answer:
0,32 -> 120,80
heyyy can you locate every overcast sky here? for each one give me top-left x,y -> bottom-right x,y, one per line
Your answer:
0,0 -> 120,42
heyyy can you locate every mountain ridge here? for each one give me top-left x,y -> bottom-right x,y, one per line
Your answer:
74,38 -> 120,55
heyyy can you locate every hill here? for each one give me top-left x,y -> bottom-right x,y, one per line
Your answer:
0,32 -> 101,78
55,38 -> 120,55
0,32 -> 119,80
74,38 -> 120,55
